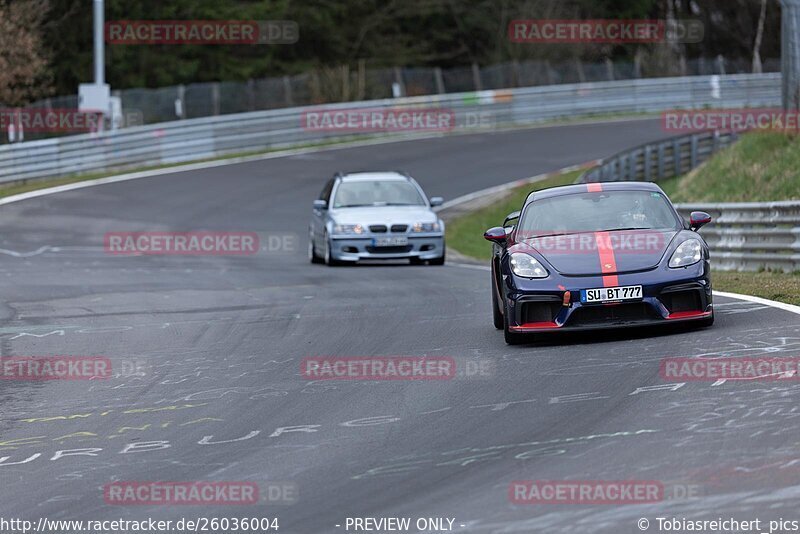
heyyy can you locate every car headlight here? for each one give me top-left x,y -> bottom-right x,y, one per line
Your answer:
510,252 -> 549,278
333,224 -> 365,235
669,238 -> 703,268
411,222 -> 441,233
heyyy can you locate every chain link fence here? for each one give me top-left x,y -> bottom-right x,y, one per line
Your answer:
10,55 -> 780,143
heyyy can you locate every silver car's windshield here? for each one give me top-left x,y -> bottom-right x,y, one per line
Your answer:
333,180 -> 426,208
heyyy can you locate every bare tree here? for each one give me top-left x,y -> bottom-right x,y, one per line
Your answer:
752,0 -> 768,73
0,0 -> 51,106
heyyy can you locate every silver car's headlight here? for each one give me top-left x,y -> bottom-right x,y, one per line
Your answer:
333,224 -> 365,235
411,222 -> 441,233
669,238 -> 703,268
510,253 -> 549,278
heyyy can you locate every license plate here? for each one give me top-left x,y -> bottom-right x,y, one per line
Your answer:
580,285 -> 643,303
372,237 -> 408,247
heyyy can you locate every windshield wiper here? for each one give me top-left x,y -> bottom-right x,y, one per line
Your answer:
520,231 -> 589,240
596,227 -> 655,232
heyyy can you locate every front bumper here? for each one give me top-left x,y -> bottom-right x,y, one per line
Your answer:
504,262 -> 713,333
330,234 -> 444,261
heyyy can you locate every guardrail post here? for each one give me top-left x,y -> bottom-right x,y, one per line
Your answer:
644,145 -> 652,181
472,63 -> 482,91
673,138 -> 682,176
605,58 -> 615,81
211,82 -> 220,116
690,135 -> 699,168
434,67 -> 445,94
283,76 -> 294,106
657,144 -> 666,180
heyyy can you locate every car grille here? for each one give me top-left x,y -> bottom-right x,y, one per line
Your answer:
391,224 -> 408,233
366,245 -> 413,254
520,302 -> 561,324
569,303 -> 659,327
370,225 -> 388,233
660,289 -> 703,314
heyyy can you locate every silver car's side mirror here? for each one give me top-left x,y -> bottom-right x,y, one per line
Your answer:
313,199 -> 328,210
429,196 -> 444,207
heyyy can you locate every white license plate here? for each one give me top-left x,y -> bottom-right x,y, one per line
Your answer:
373,237 -> 408,247
581,285 -> 643,303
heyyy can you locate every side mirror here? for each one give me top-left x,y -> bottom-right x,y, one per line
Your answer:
429,196 -> 444,207
689,211 -> 711,231
484,227 -> 507,245
313,199 -> 328,210
503,210 -> 521,228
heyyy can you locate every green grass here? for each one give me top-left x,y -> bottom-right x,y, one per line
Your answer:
713,270 -> 800,306
445,170 -> 583,260
659,132 -> 800,202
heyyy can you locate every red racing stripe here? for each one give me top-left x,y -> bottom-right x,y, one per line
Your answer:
587,182 -> 603,192
594,231 -> 619,287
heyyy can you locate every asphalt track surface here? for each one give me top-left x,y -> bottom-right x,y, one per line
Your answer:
0,119 -> 799,534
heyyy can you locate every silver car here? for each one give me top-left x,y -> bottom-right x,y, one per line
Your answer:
309,172 -> 445,266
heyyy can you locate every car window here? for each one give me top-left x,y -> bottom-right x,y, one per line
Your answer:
519,190 -> 681,237
319,179 -> 334,202
332,180 -> 426,208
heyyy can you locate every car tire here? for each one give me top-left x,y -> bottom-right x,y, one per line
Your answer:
309,232 -> 324,264
698,311 -> 715,327
503,302 -> 526,345
323,232 -> 345,266
492,274 -> 503,330
429,249 -> 445,266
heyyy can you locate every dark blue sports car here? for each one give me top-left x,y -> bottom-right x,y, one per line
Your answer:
484,181 -> 714,344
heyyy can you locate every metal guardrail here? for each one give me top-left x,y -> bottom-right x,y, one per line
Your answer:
0,73 -> 780,184
579,130 -> 740,183
674,202 -> 800,272
576,116 -> 798,272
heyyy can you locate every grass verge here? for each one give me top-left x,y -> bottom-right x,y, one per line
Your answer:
659,132 -> 800,202
445,170 -> 583,260
713,270 -> 800,306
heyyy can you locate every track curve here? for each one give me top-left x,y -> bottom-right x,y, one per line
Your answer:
0,119 -> 799,534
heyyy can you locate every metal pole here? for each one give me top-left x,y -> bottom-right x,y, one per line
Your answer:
782,0 -> 800,110
94,0 -> 105,85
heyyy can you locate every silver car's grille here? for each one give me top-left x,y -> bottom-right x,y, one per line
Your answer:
391,224 -> 408,233
369,225 -> 388,233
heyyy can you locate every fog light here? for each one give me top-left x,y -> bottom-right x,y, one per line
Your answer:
563,291 -> 571,306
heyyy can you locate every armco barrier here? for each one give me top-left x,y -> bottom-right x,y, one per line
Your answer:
674,202 -> 800,272
579,130 -> 740,183
0,73 -> 780,183
577,131 -> 798,272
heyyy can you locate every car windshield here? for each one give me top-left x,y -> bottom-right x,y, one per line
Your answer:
518,190 -> 680,238
333,180 -> 426,208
